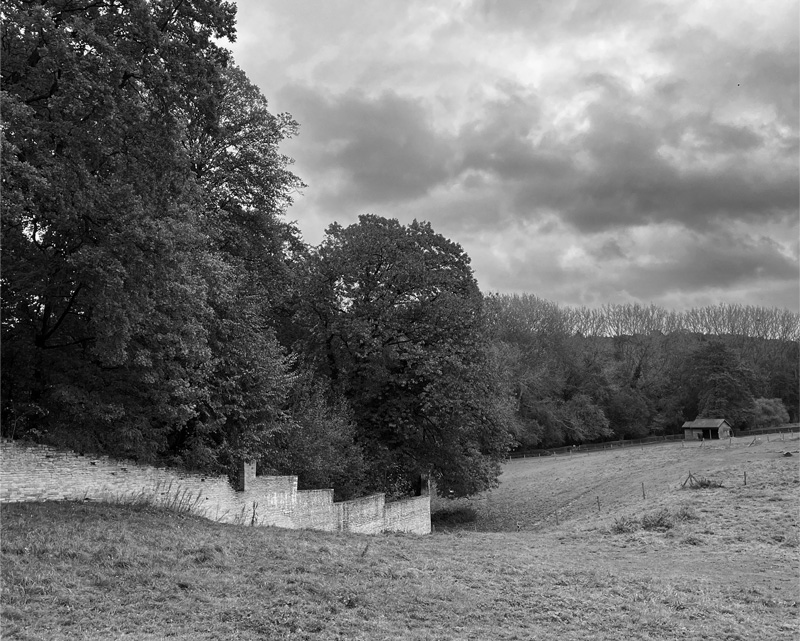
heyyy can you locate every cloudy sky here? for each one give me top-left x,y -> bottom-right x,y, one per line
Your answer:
228,0 -> 799,312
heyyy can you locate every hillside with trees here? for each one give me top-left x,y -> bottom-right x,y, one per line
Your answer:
2,1 -> 797,499
486,295 -> 799,450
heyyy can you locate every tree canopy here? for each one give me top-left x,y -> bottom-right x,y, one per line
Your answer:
1,0 -> 301,473
293,215 -> 515,496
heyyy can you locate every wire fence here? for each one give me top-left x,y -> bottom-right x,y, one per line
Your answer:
509,424 -> 800,459
486,429 -> 800,532
733,425 -> 799,438
510,434 -> 684,459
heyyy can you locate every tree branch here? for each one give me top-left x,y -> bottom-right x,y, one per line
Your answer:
41,283 -> 84,344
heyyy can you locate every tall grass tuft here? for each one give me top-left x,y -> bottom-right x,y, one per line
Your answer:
687,477 -> 724,489
640,508 -> 674,531
674,505 -> 698,521
611,515 -> 639,534
112,479 -> 206,517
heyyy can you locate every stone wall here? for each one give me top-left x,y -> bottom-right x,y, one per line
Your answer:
335,493 -> 386,534
384,495 -> 432,534
0,440 -> 430,535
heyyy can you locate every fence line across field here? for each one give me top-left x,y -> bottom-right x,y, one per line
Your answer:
509,425 -> 800,459
476,430 -> 799,532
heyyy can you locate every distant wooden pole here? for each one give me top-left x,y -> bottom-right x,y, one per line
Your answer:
597,496 -> 601,513
744,470 -> 747,485
641,482 -> 646,500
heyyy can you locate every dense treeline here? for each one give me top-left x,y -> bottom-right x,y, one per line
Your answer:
2,1 -> 797,498
487,294 -> 799,450
562,302 -> 797,342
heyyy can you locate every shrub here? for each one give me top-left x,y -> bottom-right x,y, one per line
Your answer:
690,477 -> 724,489
749,398 -> 790,430
675,505 -> 698,521
610,515 -> 639,534
640,508 -> 674,531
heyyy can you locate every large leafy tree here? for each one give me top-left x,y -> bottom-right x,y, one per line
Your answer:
295,215 -> 515,497
1,1 -> 300,472
172,64 -> 304,471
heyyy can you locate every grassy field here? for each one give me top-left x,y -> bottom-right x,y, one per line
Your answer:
2,435 -> 798,640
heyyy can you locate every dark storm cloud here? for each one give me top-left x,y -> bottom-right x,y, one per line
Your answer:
278,85 -> 453,207
473,0 -> 672,38
590,239 -> 627,261
566,112 -> 798,232
455,91 -> 571,184
744,48 -> 800,125
622,234 -> 799,299
675,116 -> 762,154
449,77 -> 798,233
465,223 -> 799,310
655,24 -> 800,127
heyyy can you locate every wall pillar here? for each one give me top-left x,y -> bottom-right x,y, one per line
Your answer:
413,473 -> 430,497
235,460 -> 257,491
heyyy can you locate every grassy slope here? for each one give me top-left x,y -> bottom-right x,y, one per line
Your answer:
2,436 -> 798,641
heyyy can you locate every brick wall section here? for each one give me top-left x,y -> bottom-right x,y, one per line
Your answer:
0,440 -> 430,534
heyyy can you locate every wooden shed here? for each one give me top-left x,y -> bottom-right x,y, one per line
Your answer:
682,418 -> 733,440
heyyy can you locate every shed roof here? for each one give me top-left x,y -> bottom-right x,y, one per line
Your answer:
682,418 -> 730,429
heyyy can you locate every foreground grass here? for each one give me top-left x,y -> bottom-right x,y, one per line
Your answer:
2,438 -> 798,640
